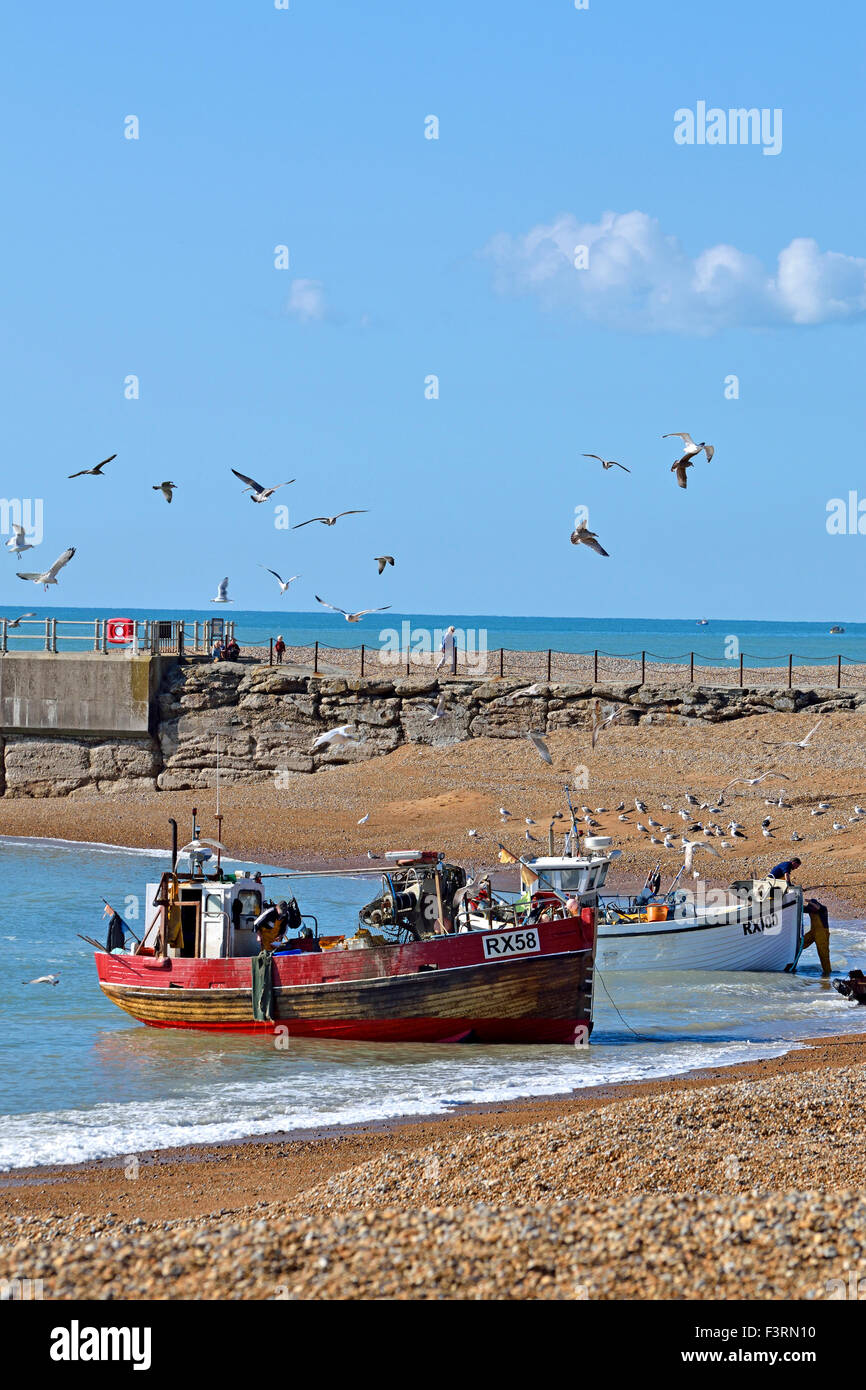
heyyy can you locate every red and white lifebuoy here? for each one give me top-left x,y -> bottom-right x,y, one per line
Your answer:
107,618 -> 135,644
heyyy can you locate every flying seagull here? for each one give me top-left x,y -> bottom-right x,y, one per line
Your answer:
315,595 -> 391,623
153,481 -> 178,503
375,555 -> 395,574
5,525 -> 33,556
663,433 -> 714,464
210,577 -> 232,604
313,724 -> 361,750
7,612 -> 35,628
357,812 -> 370,825
682,839 -> 720,874
293,511 -> 368,529
591,700 -> 630,749
17,547 -> 75,591
68,454 -> 116,479
766,719 -> 824,750
526,729 -> 553,765
721,772 -> 791,795
570,521 -> 609,556
582,454 -> 631,473
260,566 -> 301,595
231,469 -> 294,503
423,693 -> 447,723
671,456 -> 694,490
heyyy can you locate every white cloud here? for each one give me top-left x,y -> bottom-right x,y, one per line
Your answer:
483,211 -> 866,334
285,278 -> 328,323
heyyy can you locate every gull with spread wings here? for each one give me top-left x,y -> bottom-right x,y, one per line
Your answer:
260,566 -> 301,595
231,469 -> 294,503
664,432 -> 714,491
293,511 -> 368,529
570,520 -> 609,556
315,595 -> 391,623
582,454 -> 631,473
68,455 -> 116,479
17,547 -> 76,591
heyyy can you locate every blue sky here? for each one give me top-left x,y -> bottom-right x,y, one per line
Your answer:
1,0 -> 864,622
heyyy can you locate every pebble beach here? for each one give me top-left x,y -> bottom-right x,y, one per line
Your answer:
3,1038 -> 866,1300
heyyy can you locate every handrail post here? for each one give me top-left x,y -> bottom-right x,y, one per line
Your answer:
546,648 -> 551,681
313,640 -> 319,674
44,618 -> 50,652
689,651 -> 694,683
641,650 -> 645,683
593,649 -> 598,682
499,648 -> 504,678
788,654 -> 792,690
269,637 -> 274,666
837,654 -> 842,689
739,653 -> 744,687
1,619 -> 7,653
360,643 -> 365,677
93,618 -> 99,651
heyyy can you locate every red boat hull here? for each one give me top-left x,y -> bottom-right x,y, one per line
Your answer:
95,918 -> 595,1044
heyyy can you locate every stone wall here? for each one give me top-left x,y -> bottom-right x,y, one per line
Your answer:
0,661 -> 862,796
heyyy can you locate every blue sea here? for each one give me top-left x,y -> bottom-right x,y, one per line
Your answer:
1,837 -> 865,1171
0,606 -> 864,669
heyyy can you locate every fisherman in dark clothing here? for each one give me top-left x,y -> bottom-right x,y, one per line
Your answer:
769,857 -> 801,886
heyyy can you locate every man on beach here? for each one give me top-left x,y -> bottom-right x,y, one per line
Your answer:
274,635 -> 286,665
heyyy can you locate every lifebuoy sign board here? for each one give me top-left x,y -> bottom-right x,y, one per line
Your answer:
107,618 -> 135,644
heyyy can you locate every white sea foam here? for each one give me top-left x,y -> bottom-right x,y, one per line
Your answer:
0,1038 -> 801,1170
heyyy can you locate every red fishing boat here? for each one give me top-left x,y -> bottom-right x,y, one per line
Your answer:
94,817 -> 597,1044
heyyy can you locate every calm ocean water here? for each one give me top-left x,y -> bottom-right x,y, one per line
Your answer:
1,838 -> 864,1171
1,606 -> 864,668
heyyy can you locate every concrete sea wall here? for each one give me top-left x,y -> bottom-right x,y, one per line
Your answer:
0,658 -> 861,797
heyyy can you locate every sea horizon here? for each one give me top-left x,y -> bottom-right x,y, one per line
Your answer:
1,605 -> 863,666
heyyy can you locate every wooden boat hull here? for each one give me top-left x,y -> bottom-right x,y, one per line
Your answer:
95,919 -> 594,1044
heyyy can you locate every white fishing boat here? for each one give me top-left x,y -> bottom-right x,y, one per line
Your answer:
462,837 -> 804,974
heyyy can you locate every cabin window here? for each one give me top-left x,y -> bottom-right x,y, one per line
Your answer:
559,870 -> 587,892
237,890 -> 262,916
205,892 -> 223,916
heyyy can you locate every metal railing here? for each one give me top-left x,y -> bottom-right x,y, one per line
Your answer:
267,641 -> 866,689
0,617 -> 236,655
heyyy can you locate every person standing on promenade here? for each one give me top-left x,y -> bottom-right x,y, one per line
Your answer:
436,625 -> 457,675
274,635 -> 286,665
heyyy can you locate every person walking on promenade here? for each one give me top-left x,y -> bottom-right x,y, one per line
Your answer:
436,625 -> 457,675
